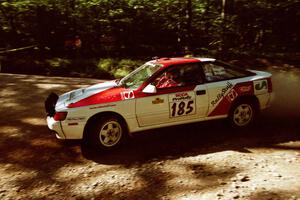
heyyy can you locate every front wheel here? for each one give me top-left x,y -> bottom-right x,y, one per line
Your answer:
229,100 -> 256,128
87,116 -> 127,151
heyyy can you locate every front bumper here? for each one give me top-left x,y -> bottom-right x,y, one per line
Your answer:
47,116 -> 66,139
45,92 -> 66,139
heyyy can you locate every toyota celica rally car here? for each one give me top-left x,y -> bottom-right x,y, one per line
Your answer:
45,57 -> 273,151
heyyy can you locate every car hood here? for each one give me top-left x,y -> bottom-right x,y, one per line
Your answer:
56,80 -> 118,110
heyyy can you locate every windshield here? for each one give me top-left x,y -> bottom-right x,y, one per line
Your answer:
119,62 -> 162,89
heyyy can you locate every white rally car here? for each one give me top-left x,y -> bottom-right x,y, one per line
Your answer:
45,57 -> 273,151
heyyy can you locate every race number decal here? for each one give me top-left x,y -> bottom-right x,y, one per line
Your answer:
169,92 -> 196,117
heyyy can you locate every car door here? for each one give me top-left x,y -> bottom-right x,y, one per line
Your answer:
135,63 -> 209,127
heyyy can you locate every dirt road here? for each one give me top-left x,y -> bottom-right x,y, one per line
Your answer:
0,66 -> 300,200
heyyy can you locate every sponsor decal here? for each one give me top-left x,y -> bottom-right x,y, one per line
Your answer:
239,85 -> 252,93
90,104 -> 116,109
226,89 -> 238,102
254,80 -> 268,91
254,79 -> 268,95
211,82 -> 233,106
152,98 -> 164,104
121,90 -> 135,100
172,92 -> 192,102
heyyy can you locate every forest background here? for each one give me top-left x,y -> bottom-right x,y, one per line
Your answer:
0,0 -> 299,78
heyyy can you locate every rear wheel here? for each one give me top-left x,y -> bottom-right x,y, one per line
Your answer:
86,116 -> 127,151
229,100 -> 256,128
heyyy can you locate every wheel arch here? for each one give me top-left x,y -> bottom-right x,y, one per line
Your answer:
229,95 -> 260,114
83,111 -> 129,139
227,94 -> 260,128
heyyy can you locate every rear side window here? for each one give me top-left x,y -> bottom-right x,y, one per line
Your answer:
202,61 -> 250,82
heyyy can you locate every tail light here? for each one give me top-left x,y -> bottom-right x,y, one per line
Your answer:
267,77 -> 273,93
54,112 -> 68,121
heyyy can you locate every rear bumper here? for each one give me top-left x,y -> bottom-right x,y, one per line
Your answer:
258,92 -> 274,110
47,116 -> 66,139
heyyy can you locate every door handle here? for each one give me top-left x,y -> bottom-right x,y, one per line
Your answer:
196,90 -> 206,95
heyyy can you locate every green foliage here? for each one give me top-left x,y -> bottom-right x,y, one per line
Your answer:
97,58 -> 143,78
46,58 -> 71,68
97,58 -> 118,72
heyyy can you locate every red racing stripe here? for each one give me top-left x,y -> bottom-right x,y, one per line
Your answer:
208,82 -> 254,116
68,87 -> 125,108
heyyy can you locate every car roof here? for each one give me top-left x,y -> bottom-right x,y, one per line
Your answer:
151,57 -> 216,67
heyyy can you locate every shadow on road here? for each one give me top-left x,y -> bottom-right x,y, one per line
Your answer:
81,110 -> 300,165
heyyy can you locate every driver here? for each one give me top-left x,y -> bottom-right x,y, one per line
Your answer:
156,69 -> 180,88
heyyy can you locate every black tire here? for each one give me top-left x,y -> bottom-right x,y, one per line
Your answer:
228,99 -> 257,128
86,116 -> 127,151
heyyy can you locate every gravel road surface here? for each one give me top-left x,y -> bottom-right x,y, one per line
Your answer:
0,66 -> 299,200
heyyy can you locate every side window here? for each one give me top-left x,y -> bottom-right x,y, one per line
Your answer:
180,64 -> 203,86
203,62 -> 248,82
155,63 -> 203,89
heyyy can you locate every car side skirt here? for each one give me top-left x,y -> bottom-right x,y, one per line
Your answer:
129,114 -> 228,134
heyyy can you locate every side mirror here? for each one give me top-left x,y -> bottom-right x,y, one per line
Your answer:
142,84 -> 157,94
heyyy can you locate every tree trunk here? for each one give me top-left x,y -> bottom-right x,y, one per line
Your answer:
185,0 -> 192,54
